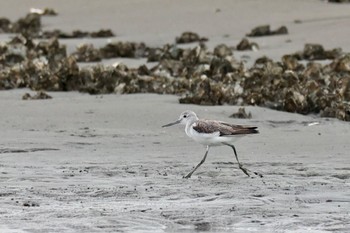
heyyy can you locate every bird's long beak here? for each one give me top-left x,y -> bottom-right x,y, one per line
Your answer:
162,119 -> 181,127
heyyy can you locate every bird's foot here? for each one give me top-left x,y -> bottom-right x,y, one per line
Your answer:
239,165 -> 251,177
253,171 -> 264,178
239,165 -> 263,178
183,173 -> 192,179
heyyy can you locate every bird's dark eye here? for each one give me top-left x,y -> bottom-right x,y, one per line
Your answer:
184,115 -> 187,118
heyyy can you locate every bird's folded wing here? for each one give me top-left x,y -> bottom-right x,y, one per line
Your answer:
193,120 -> 258,136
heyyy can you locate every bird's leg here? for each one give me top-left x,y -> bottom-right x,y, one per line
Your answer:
229,144 -> 251,177
226,144 -> 264,178
183,145 -> 210,179
223,143 -> 263,178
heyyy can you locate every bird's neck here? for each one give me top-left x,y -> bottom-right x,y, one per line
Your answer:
185,118 -> 197,137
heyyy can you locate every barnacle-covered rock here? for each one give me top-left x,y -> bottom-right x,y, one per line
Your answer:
147,47 -> 163,62
292,44 -> 342,60
175,32 -> 208,44
247,25 -> 270,37
41,29 -> 115,39
11,13 -> 41,37
157,59 -> 185,77
0,42 -> 27,66
273,26 -> 288,35
32,38 -> 67,64
41,8 -> 58,16
159,44 -> 184,61
0,11 -> 114,39
30,8 -> 58,16
213,44 -> 232,58
25,59 -> 60,91
302,62 -> 325,82
209,57 -> 235,79
335,103 -> 350,121
137,65 -> 151,76
255,56 -> 273,65
100,41 -> 147,58
282,55 -> 303,71
0,17 -> 11,33
179,75 -> 226,105
22,91 -> 52,100
41,29 -> 87,39
236,38 -> 259,51
230,107 -> 252,119
54,56 -> 81,91
0,68 -> 19,90
22,93 -> 31,100
321,102 -> 350,121
282,70 -> 300,88
337,76 -> 350,100
328,53 -> 350,72
247,25 -> 288,37
283,89 -> 307,113
72,44 -> 102,62
90,29 -> 115,38
0,35 -> 35,67
0,18 -> 350,122
303,44 -> 326,60
22,52 -> 80,92
79,65 -> 117,94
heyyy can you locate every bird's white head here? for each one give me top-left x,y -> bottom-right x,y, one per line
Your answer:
162,110 -> 198,127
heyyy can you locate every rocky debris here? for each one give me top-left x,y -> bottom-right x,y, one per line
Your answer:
30,8 -> 58,16
0,18 -> 11,33
0,13 -> 42,35
230,108 -> 252,119
72,44 -> 102,62
99,41 -> 147,59
0,32 -> 349,121
281,55 -> 304,71
90,29 -> 115,38
41,29 -> 115,39
22,91 -> 52,100
236,38 -> 259,51
146,43 -> 205,63
290,43 -> 342,60
247,25 -> 288,37
177,49 -> 350,121
22,93 -> 32,100
0,12 -> 114,39
0,35 -> 79,91
146,47 -> 164,62
175,32 -> 208,44
11,13 -> 42,37
213,44 -> 233,58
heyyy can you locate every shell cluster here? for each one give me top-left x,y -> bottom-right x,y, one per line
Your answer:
0,11 -> 349,121
22,91 -> 52,100
0,12 -> 114,39
175,32 -> 208,44
246,25 -> 288,37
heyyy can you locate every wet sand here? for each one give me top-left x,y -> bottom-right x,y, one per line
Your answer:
1,89 -> 349,232
1,0 -> 350,232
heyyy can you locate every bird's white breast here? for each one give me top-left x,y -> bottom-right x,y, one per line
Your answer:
185,122 -> 243,146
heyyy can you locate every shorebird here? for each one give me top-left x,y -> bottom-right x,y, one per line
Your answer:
162,110 -> 261,178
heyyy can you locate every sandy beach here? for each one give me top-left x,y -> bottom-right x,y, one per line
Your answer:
0,0 -> 350,232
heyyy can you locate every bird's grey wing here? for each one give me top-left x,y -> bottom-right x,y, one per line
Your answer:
193,120 -> 237,135
218,121 -> 259,135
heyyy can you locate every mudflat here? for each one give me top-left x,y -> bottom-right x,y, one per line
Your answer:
0,0 -> 350,232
